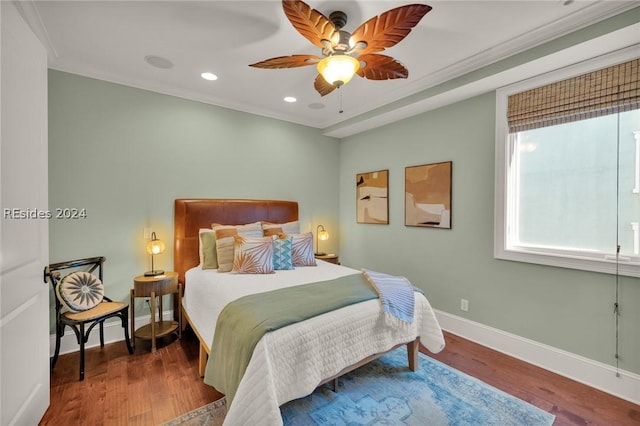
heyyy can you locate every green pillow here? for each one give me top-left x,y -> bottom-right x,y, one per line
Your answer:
199,229 -> 218,269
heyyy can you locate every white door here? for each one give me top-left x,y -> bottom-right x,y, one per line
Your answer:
0,2 -> 50,425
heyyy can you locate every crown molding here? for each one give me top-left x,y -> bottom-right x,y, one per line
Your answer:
324,8 -> 640,138
22,0 -> 639,136
13,0 -> 58,62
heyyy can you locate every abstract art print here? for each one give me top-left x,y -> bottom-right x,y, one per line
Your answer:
356,170 -> 389,224
405,161 -> 452,228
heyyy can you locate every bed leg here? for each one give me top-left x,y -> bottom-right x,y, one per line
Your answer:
332,378 -> 339,392
407,338 -> 419,371
198,343 -> 207,377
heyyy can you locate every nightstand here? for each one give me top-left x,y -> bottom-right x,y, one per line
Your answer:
130,271 -> 181,352
315,253 -> 340,264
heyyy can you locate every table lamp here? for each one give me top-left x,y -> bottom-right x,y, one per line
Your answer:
144,232 -> 165,276
315,225 -> 329,256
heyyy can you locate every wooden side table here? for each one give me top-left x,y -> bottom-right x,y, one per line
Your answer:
130,271 -> 181,352
315,253 -> 340,264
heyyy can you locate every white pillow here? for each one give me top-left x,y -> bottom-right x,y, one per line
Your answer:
263,220 -> 300,235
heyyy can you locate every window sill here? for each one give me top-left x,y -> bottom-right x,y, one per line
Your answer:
494,246 -> 640,278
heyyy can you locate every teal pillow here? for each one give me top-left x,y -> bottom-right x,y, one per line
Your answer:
273,236 -> 294,270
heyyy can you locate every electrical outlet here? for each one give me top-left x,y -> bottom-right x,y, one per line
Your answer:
460,299 -> 469,312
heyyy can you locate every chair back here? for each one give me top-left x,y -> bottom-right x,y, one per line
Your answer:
48,257 -> 106,314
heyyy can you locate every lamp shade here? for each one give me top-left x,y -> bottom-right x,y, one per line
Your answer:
317,55 -> 360,87
146,236 -> 165,255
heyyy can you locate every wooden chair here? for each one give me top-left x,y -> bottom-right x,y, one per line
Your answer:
47,256 -> 133,380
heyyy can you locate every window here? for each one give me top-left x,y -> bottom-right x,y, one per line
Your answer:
495,52 -> 640,276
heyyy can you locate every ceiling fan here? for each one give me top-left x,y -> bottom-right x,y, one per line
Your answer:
250,0 -> 432,97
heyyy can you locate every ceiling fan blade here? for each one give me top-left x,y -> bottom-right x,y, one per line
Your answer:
350,4 -> 432,56
249,54 -> 320,69
356,54 -> 409,80
283,0 -> 336,49
314,74 -> 337,96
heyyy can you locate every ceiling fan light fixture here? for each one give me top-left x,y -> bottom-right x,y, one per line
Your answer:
251,0 -> 432,97
317,55 -> 360,87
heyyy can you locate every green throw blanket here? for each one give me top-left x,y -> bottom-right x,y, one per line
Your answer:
203,273 -> 378,405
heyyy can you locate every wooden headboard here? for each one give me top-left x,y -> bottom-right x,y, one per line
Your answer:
173,199 -> 299,284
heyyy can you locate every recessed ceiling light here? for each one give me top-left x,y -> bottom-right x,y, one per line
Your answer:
145,55 -> 173,69
201,72 -> 218,81
284,96 -> 297,103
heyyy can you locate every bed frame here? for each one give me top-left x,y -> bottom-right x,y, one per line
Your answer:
173,198 -> 419,386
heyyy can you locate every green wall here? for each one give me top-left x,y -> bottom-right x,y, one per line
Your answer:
338,91 -> 640,375
336,5 -> 640,376
48,70 -> 340,325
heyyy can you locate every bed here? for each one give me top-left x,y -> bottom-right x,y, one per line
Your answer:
174,198 -> 445,425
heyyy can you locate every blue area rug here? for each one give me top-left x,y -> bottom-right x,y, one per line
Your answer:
280,348 -> 555,426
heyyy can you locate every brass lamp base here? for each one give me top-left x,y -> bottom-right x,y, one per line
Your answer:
144,269 -> 164,277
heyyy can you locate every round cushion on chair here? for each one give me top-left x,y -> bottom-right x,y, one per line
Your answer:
56,271 -> 104,312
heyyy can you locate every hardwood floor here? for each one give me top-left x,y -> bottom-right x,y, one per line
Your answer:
40,330 -> 640,425
428,333 -> 640,426
41,332 -> 222,426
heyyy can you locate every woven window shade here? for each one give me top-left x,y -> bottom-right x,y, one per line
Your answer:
507,58 -> 639,133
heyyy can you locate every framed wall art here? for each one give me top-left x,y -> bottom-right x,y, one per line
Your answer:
356,169 -> 389,224
405,161 -> 452,228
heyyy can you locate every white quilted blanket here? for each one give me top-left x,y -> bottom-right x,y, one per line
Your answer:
183,262 -> 445,426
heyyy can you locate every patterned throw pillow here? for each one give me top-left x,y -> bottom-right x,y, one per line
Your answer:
288,232 -> 317,267
56,271 -> 104,312
232,236 -> 275,274
273,236 -> 294,270
213,222 -> 263,272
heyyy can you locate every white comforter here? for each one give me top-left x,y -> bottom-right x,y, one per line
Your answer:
183,261 -> 445,426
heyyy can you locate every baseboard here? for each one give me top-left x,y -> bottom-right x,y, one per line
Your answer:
49,310 -> 174,357
434,309 -> 640,405
50,308 -> 640,404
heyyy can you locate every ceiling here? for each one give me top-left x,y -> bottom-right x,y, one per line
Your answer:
20,1 -> 638,136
